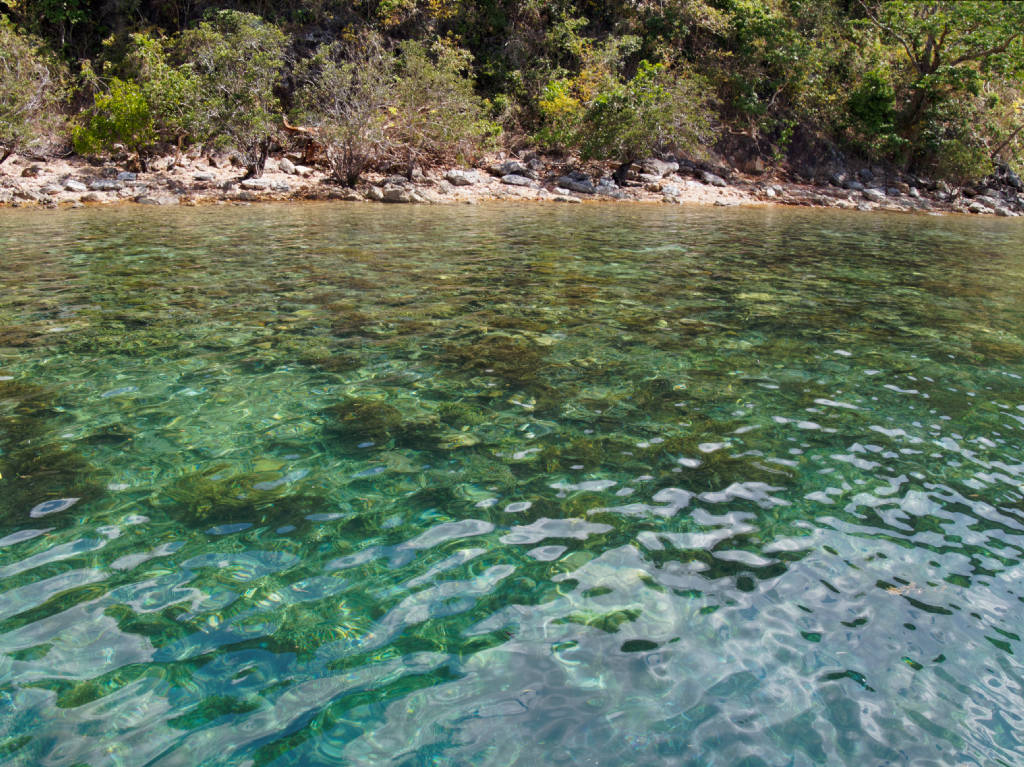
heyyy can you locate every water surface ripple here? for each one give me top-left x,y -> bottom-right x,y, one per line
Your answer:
0,204 -> 1023,766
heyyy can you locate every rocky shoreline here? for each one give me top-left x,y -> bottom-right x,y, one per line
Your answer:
2,151 -> 1023,217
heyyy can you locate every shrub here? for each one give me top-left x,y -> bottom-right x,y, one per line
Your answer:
579,60 -> 715,181
845,68 -> 907,164
72,78 -> 156,165
174,10 -> 286,177
296,35 -> 494,180
387,39 -> 495,175
0,20 -> 66,164
535,78 -> 582,151
293,35 -> 393,186
123,33 -> 204,148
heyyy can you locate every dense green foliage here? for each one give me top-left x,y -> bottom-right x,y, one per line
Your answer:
2,0 -> 1023,181
294,34 -> 491,184
0,19 -> 65,163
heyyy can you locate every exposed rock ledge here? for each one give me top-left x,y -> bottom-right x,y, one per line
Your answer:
1,152 -> 1022,218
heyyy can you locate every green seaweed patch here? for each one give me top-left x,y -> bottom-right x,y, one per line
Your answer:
0,381 -> 105,524
0,325 -> 47,349
161,465 -> 328,527
323,397 -> 440,449
632,377 -> 685,416
441,334 -> 548,385
0,736 -> 33,761
437,401 -> 490,429
670,446 -> 796,492
58,325 -> 197,356
537,434 -> 639,472
167,695 -> 262,729
298,349 -> 363,374
0,379 -> 63,420
556,607 -> 641,633
104,603 -> 192,647
81,423 -> 135,445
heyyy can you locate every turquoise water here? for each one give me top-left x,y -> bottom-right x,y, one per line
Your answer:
0,203 -> 1023,766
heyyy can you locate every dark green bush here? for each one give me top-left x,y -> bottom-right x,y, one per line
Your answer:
293,34 -> 393,186
0,20 -> 66,163
174,10 -> 286,177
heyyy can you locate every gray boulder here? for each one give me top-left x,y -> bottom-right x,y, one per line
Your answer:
556,176 -> 595,194
495,159 -> 530,177
641,158 -> 679,178
278,157 -> 296,175
193,171 -> 216,182
501,174 -> 534,187
135,194 -> 179,206
63,179 -> 88,193
700,171 -> 727,187
88,179 -> 123,192
445,169 -> 479,186
842,179 -> 865,191
240,178 -> 269,190
327,188 -> 362,201
862,188 -> 886,203
595,179 -> 624,198
382,185 -> 425,203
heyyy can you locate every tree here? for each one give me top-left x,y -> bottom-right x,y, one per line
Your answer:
173,10 -> 286,177
857,0 -> 1024,170
293,34 -> 393,186
0,20 -> 65,164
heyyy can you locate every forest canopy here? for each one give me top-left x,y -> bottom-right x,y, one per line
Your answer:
1,0 -> 1022,182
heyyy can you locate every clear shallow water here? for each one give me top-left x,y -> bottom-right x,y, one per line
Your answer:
0,203 -> 1023,766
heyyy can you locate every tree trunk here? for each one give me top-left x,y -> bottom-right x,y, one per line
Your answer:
245,139 -> 270,179
613,160 -> 632,186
